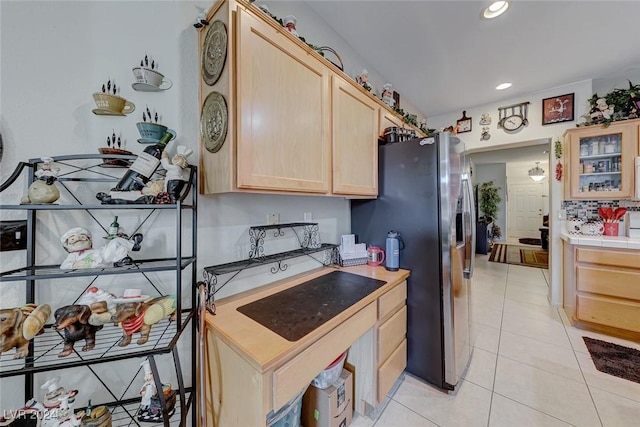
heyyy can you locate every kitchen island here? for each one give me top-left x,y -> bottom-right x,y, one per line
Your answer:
203,265 -> 409,426
561,232 -> 640,341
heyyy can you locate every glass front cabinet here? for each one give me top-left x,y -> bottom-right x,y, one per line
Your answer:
564,120 -> 639,199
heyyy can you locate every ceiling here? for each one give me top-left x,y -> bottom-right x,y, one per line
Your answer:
305,1 -> 640,118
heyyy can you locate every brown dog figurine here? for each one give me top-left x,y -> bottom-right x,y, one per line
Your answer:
1,304 -> 50,359
53,305 -> 103,357
112,296 -> 167,347
111,290 -> 176,347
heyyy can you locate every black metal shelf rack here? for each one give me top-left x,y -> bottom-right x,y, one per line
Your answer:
202,222 -> 337,314
0,154 -> 197,427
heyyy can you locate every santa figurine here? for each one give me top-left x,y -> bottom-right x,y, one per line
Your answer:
160,145 -> 193,202
139,359 -> 157,414
283,15 -> 299,37
381,83 -> 395,108
59,228 -> 143,269
356,69 -> 372,92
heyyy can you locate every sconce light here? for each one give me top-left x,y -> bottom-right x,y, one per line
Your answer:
528,162 -> 545,182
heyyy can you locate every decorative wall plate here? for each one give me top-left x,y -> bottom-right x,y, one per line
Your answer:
200,91 -> 228,153
202,20 -> 228,86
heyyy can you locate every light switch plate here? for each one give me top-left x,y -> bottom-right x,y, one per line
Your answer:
268,213 -> 279,225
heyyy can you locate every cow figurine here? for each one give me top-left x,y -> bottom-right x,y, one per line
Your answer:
111,292 -> 176,347
53,305 -> 103,357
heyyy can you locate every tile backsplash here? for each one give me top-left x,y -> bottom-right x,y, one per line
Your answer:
562,200 -> 640,220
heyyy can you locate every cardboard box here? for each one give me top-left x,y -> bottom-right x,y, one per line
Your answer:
302,369 -> 353,427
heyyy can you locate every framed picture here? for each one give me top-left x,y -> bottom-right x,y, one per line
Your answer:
542,93 -> 574,125
393,91 -> 400,109
456,111 -> 472,133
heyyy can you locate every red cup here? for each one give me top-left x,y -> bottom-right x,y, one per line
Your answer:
603,222 -> 619,236
367,246 -> 385,266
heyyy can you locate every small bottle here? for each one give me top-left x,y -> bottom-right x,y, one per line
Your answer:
109,216 -> 119,238
86,399 -> 93,417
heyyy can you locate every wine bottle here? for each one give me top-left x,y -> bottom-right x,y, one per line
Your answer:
112,131 -> 172,191
109,216 -> 119,237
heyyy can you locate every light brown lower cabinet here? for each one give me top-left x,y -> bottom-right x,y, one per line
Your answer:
203,268 -> 409,427
563,244 -> 640,339
348,280 -> 407,414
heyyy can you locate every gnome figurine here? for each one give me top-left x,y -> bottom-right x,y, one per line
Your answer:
160,145 -> 193,202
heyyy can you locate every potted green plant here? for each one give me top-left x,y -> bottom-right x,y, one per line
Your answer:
478,181 -> 502,244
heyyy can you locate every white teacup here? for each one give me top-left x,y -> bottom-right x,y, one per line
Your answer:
132,67 -> 172,90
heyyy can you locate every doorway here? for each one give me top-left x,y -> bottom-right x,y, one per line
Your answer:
470,142 -> 551,246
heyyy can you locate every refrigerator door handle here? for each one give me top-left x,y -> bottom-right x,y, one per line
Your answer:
463,176 -> 475,279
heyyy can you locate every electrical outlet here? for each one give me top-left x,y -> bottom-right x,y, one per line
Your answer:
268,213 -> 279,225
558,209 -> 567,220
304,212 -> 312,222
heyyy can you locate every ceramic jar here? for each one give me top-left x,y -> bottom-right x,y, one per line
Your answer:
567,219 -> 583,235
580,221 -> 604,236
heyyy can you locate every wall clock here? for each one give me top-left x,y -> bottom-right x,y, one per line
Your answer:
498,101 -> 530,132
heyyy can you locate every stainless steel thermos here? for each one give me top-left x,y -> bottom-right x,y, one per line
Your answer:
385,230 -> 402,271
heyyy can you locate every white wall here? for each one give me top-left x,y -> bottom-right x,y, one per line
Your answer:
0,0 -> 402,413
265,1 -> 427,120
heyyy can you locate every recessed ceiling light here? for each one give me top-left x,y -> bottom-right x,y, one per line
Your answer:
496,82 -> 512,90
483,1 -> 509,19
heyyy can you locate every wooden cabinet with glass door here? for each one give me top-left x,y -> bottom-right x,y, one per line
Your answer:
564,119 -> 639,199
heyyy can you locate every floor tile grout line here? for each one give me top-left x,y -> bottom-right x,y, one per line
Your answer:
561,311 -> 606,427
496,265 -> 590,427
495,352 -> 588,386
486,262 -> 509,426
492,391 -> 580,427
387,395 -> 445,427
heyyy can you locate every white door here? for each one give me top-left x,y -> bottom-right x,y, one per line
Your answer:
508,183 -> 545,238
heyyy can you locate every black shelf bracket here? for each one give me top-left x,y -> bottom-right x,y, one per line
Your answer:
202,222 -> 337,315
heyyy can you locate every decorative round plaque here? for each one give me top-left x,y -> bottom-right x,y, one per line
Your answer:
201,20 -> 227,86
200,91 -> 228,153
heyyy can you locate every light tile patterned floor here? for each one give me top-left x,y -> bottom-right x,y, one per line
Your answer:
351,256 -> 640,427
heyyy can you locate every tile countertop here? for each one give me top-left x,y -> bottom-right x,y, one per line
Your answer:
560,232 -> 640,249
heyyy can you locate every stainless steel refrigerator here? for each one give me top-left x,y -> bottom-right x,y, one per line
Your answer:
351,132 -> 475,391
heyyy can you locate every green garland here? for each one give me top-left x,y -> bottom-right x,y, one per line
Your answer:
252,0 -> 425,131
253,2 -> 325,55
579,80 -> 640,128
554,140 -> 562,160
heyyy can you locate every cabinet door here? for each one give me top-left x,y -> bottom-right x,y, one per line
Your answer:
332,75 -> 379,196
236,8 -> 331,193
566,122 -> 638,199
379,109 -> 403,139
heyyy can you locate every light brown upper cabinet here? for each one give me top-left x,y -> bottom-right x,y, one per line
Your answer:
236,7 -> 331,194
198,0 -> 415,197
563,119 -> 639,199
332,75 -> 379,196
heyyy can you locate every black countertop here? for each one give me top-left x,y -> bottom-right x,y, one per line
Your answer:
236,270 -> 386,341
